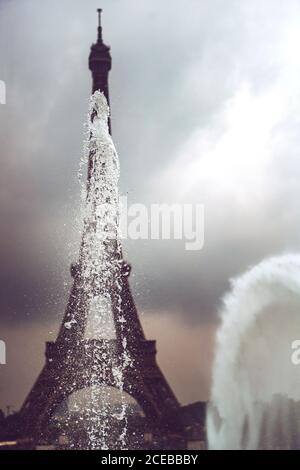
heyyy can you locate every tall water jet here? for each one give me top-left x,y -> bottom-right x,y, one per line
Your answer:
68,90 -> 132,449
207,254 -> 300,450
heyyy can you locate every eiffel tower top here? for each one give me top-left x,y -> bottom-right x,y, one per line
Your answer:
89,9 -> 112,99
97,8 -> 103,42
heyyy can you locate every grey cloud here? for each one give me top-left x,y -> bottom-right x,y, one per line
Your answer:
0,0 -> 300,329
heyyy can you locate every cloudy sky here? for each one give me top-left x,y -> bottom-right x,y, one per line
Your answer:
1,0 -> 300,411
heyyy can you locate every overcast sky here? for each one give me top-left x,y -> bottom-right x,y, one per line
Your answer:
1,0 -> 300,410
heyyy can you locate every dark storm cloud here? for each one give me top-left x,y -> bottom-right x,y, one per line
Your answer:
1,0 -> 300,328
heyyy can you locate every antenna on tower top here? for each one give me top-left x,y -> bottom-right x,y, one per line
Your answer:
97,8 -> 102,28
97,8 -> 103,42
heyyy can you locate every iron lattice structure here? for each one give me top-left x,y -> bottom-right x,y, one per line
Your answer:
18,10 -> 185,449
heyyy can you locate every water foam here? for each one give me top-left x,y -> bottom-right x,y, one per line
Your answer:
207,254 -> 300,449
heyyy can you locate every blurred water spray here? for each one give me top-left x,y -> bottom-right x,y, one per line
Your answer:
207,255 -> 300,449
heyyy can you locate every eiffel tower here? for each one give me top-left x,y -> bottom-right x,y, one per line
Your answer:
18,10 -> 184,449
